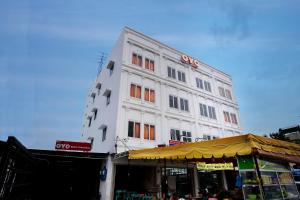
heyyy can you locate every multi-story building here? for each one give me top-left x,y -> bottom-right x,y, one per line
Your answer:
82,27 -> 242,154
81,27 -> 242,199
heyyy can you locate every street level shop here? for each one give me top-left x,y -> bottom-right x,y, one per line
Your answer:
124,134 -> 300,200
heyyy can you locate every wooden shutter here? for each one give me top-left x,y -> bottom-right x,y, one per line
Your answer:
130,84 -> 135,97
135,122 -> 140,138
136,86 -> 141,99
150,90 -> 155,103
144,124 -> 149,139
144,88 -> 149,101
150,125 -> 155,140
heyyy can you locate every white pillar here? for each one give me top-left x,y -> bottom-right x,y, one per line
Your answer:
100,155 -> 116,200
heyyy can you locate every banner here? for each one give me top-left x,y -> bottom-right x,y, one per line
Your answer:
55,140 -> 92,151
169,140 -> 185,146
196,162 -> 234,170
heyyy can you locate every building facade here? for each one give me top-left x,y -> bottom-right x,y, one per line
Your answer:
81,27 -> 242,199
82,27 -> 242,154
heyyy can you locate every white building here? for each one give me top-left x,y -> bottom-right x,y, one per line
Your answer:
81,27 -> 242,199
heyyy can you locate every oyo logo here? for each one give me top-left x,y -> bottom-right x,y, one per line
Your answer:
181,54 -> 200,68
56,143 -> 71,149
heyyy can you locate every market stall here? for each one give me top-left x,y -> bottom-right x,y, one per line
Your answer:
129,134 -> 300,200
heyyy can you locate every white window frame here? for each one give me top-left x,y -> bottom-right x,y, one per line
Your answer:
200,103 -> 208,117
169,95 -> 178,109
182,131 -> 192,142
177,71 -> 186,82
180,98 -> 189,112
196,78 -> 203,89
208,106 -> 217,119
204,81 -> 211,92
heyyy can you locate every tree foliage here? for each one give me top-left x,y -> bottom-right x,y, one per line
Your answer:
269,132 -> 290,141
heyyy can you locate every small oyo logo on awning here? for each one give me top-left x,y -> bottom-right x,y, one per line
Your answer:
181,54 -> 200,68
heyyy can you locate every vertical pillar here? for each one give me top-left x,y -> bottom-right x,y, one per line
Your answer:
222,170 -> 228,190
99,155 -> 116,200
193,165 -> 200,196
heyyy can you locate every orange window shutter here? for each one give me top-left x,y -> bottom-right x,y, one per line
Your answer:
150,125 -> 155,140
150,60 -> 154,71
145,88 -> 149,101
150,90 -> 155,102
137,86 -> 141,99
144,124 -> 149,139
145,58 -> 149,69
130,84 -> 135,97
132,54 -> 137,65
138,56 -> 142,66
135,123 -> 140,138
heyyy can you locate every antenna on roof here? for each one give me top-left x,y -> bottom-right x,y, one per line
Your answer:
97,52 -> 107,76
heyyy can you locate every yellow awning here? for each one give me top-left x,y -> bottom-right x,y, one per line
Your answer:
129,134 -> 300,160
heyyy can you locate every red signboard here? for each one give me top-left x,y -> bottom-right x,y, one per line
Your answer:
169,140 -> 185,146
55,141 -> 92,151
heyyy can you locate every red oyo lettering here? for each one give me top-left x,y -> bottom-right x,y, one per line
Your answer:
181,54 -> 200,68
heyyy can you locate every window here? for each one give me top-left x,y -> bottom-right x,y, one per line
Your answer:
144,124 -> 155,140
180,98 -> 189,111
88,117 -> 92,127
91,93 -> 96,103
169,95 -> 178,109
103,89 -> 111,105
107,60 -> 114,76
225,89 -> 232,100
144,88 -> 155,103
230,113 -> 238,124
102,126 -> 107,142
130,84 -> 141,99
204,81 -> 211,92
132,53 -> 142,66
128,121 -> 140,138
203,134 -> 211,140
170,129 -> 181,141
218,87 -> 225,97
208,106 -> 216,119
182,131 -> 192,142
96,83 -> 101,95
223,111 -> 231,123
200,103 -> 208,117
93,109 -> 98,120
178,71 -> 186,82
196,78 -> 203,89
145,58 -> 155,71
167,67 -> 176,79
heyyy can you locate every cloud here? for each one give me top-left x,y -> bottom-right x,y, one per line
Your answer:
210,0 -> 253,47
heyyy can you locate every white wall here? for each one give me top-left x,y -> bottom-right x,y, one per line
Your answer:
82,27 -> 243,154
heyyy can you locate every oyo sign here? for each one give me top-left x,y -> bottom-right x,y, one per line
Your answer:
55,140 -> 92,151
181,54 -> 200,68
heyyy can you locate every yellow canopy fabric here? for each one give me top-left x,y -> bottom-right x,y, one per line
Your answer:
128,134 -> 300,160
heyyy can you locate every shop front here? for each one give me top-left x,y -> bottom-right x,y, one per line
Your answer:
128,134 -> 300,200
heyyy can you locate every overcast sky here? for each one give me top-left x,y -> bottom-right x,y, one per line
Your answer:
1,0 -> 300,150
